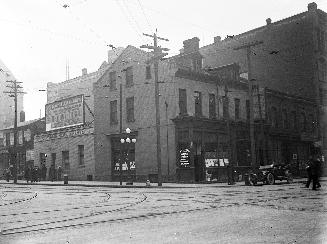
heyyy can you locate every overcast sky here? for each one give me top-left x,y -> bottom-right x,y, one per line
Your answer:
1,0 -> 326,121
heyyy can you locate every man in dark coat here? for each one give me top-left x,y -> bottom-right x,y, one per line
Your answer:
311,154 -> 322,190
305,156 -> 313,188
24,166 -> 31,183
41,164 -> 47,181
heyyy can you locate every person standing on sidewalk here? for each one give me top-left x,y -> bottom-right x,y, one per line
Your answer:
305,156 -> 313,188
311,154 -> 322,190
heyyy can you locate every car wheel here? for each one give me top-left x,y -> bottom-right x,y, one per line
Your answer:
266,173 -> 275,185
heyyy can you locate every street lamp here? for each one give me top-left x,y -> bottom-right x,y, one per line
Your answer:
120,128 -> 136,185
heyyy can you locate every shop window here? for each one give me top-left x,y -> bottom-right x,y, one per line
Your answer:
179,89 -> 187,115
246,100 -> 250,121
299,112 -> 306,132
146,65 -> 151,79
126,96 -> 135,122
62,151 -> 69,170
78,145 -> 84,165
234,98 -> 240,120
109,71 -> 117,90
110,100 -> 118,124
194,91 -> 202,117
125,66 -> 133,87
282,109 -> 288,129
209,93 -> 216,119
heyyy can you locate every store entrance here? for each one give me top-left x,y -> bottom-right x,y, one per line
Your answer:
194,142 -> 205,182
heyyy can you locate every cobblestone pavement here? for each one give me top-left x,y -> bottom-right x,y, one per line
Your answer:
0,181 -> 326,244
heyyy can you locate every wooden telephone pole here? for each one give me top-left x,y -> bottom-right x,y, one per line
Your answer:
234,41 -> 263,168
3,80 -> 25,183
141,30 -> 169,186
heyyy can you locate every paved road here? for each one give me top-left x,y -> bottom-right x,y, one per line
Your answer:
0,181 -> 326,244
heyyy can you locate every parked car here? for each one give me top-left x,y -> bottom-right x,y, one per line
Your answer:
249,163 -> 293,185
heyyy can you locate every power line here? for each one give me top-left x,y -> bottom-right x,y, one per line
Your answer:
136,0 -> 153,33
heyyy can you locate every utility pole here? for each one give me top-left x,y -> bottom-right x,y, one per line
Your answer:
223,85 -> 233,166
141,30 -> 169,186
234,40 -> 263,168
256,84 -> 267,165
3,80 -> 25,184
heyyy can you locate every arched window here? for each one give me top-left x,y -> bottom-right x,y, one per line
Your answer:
282,109 -> 288,129
290,111 -> 297,130
299,112 -> 306,132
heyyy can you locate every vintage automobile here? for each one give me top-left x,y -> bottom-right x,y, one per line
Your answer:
249,163 -> 293,185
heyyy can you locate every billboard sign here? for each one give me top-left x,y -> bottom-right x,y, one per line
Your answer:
45,95 -> 84,131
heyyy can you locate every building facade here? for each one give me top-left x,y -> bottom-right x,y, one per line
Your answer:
0,118 -> 45,178
200,2 -> 327,158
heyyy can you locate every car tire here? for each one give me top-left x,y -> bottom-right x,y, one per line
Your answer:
267,173 -> 275,185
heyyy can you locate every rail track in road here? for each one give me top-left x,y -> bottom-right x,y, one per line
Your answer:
0,193 -> 147,236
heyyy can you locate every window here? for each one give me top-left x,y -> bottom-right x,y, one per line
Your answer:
307,114 -> 314,133
194,91 -> 202,117
109,71 -> 117,90
179,89 -> 187,115
126,96 -> 135,122
234,98 -> 240,120
271,107 -> 278,127
299,112 -> 306,132
246,100 -> 250,121
40,153 -> 47,164
317,29 -> 326,52
282,109 -> 288,129
51,153 -> 56,166
290,111 -> 297,130
223,97 -> 228,119
146,65 -> 151,79
78,145 -> 84,165
5,133 -> 10,146
62,151 -> 69,170
110,100 -> 118,124
209,94 -> 216,119
126,66 -> 133,87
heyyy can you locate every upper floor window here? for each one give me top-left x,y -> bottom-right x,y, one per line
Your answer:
194,91 -> 202,117
246,100 -> 250,121
282,109 -> 288,129
126,96 -> 135,122
223,97 -> 228,119
209,94 -> 216,119
179,89 -> 187,115
299,112 -> 306,132
234,98 -> 240,120
307,114 -> 315,133
110,100 -> 118,124
290,111 -> 297,130
318,59 -> 326,82
126,66 -> 133,87
271,107 -> 278,128
146,65 -> 151,79
109,71 -> 117,90
62,151 -> 70,170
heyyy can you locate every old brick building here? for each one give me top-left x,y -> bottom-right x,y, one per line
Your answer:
200,2 -> 326,159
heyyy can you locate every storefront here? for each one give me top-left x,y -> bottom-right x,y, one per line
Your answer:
173,116 -> 244,183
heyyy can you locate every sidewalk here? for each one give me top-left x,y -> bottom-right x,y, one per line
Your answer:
1,177 -> 323,189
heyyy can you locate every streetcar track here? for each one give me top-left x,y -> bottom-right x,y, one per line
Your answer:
0,192 -> 38,206
1,193 -> 147,235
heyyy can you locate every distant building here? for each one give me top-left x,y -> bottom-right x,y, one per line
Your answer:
200,2 -> 327,158
33,49 -> 123,180
0,118 -> 45,178
0,59 -> 24,129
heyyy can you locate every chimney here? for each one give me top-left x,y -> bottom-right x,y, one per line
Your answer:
82,68 -> 87,76
308,2 -> 317,11
214,36 -> 221,44
266,18 -> 272,25
183,37 -> 200,54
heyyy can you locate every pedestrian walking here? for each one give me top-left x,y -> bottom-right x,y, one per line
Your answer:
24,166 -> 31,183
5,168 -> 11,182
57,166 -> 62,181
31,166 -> 37,182
305,156 -> 313,188
311,154 -> 322,190
226,162 -> 235,185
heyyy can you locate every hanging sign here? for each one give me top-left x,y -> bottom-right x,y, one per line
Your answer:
179,148 -> 190,167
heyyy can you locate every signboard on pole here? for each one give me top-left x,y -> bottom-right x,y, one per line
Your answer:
45,95 -> 84,131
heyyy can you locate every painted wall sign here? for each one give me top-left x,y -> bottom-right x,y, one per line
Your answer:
45,94 -> 84,131
179,148 -> 190,167
35,127 -> 93,142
